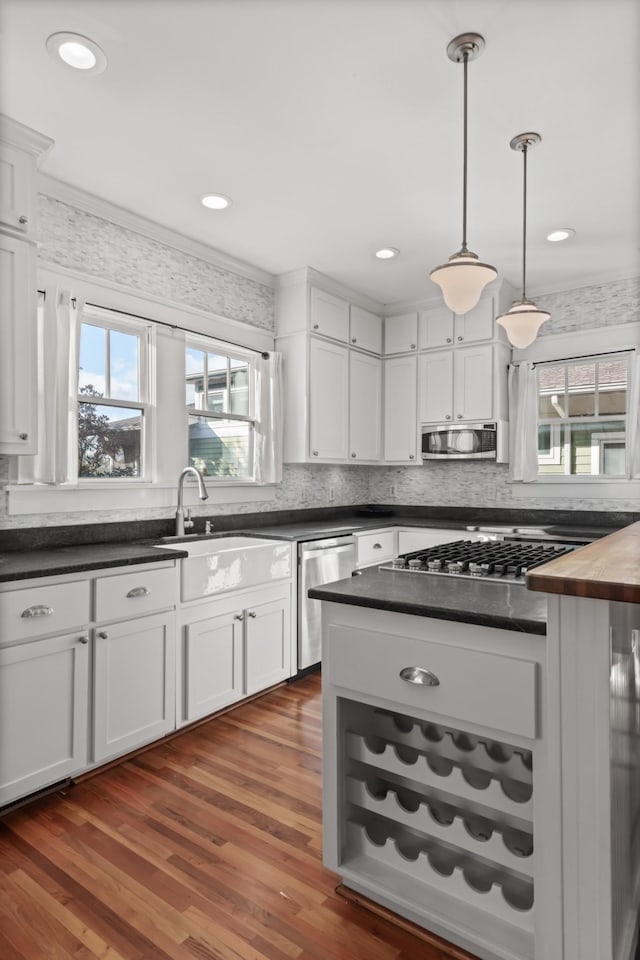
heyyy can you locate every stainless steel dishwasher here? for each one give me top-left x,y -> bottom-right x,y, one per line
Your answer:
297,535 -> 356,674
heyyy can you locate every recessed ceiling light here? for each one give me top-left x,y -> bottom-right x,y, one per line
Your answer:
375,247 -> 400,259
46,32 -> 107,74
201,194 -> 231,210
547,228 -> 576,243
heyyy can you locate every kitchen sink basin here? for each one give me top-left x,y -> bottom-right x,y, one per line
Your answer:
155,536 -> 291,602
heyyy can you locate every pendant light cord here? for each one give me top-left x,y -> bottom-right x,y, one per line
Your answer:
521,142 -> 528,299
461,52 -> 469,253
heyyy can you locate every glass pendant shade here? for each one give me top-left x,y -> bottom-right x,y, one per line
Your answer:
430,251 -> 498,315
496,299 -> 550,349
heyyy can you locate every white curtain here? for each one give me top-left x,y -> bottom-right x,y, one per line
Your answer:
626,350 -> 640,479
17,288 -> 80,485
508,361 -> 539,482
254,351 -> 283,484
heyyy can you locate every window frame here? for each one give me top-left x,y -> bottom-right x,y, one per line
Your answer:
75,305 -> 154,484
184,333 -> 258,483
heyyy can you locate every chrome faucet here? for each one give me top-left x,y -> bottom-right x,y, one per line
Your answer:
176,466 -> 208,536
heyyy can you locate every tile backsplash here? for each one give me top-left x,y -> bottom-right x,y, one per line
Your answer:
1,193 -> 637,530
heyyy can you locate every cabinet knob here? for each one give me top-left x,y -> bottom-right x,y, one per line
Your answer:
97,631 -> 109,639
313,323 -> 319,329
19,433 -> 28,440
312,450 -> 319,456
247,611 -> 257,618
18,215 -> 28,225
409,454 -> 415,460
78,635 -> 89,644
410,343 -> 416,349
457,414 -> 463,419
446,337 -> 452,343
21,604 -> 53,619
399,666 -> 440,687
351,337 -> 357,343
457,335 -> 463,341
351,452 -> 356,458
445,415 -> 452,420
233,613 -> 244,621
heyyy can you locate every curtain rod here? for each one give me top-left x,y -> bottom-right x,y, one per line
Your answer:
37,290 -> 270,359
532,347 -> 634,366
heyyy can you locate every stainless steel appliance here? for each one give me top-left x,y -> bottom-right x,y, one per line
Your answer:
379,538 -> 577,585
421,421 -> 508,462
297,535 -> 356,672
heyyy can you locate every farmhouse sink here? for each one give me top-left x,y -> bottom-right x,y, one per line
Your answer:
155,536 -> 291,602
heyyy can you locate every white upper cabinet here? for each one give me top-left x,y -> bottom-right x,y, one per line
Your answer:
384,313 -> 418,355
420,343 -> 505,424
349,351 -> 381,461
309,286 -> 350,342
419,296 -> 495,350
0,118 -> 51,241
383,355 -> 418,463
350,305 -> 383,354
308,337 -> 349,460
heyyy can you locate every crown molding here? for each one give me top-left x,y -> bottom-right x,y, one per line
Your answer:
37,173 -> 276,288
0,114 -> 53,160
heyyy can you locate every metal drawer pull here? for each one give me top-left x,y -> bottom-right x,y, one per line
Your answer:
126,586 -> 151,598
373,543 -> 382,549
21,604 -> 54,618
399,666 -> 440,687
247,611 -> 257,618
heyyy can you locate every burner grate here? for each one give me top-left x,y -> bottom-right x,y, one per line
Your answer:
382,539 -> 575,582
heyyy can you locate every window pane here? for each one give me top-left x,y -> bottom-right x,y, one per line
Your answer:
188,415 -> 251,478
78,323 -> 106,395
538,366 -> 565,418
206,354 -> 228,412
567,420 -> 626,476
230,357 -> 249,415
185,348 -> 205,408
538,425 -> 551,455
78,403 -> 142,478
567,362 -> 596,417
110,330 -> 139,401
598,359 -> 627,415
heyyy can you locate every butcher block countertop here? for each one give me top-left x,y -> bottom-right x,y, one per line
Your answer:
526,521 -> 640,604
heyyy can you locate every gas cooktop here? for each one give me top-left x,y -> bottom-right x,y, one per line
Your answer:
379,539 -> 576,584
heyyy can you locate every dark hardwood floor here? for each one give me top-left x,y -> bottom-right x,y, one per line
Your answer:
0,673 -> 478,960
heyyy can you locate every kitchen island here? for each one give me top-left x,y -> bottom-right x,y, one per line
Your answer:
310,522 -> 640,960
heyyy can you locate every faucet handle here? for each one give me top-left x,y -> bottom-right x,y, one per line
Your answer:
184,508 -> 194,529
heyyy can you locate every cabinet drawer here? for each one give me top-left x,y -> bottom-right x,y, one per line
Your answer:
95,566 -> 177,622
0,580 -> 90,643
327,623 -> 537,738
356,530 -> 396,566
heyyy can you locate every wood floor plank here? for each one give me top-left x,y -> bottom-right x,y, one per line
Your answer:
0,673 -> 478,960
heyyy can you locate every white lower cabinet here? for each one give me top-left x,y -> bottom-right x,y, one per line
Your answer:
0,631 -> 89,807
92,611 -> 176,764
181,582 -> 292,725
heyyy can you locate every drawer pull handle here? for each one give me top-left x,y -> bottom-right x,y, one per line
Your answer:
399,666 -> 440,687
21,604 -> 53,619
373,543 -> 382,549
126,586 -> 151,598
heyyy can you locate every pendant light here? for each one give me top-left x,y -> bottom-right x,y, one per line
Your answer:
430,33 -> 497,314
497,133 -> 550,348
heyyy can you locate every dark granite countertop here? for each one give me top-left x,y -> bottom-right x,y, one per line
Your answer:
308,566 -> 547,635
0,542 -> 188,584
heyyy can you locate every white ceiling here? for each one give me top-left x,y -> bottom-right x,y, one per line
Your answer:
1,0 -> 639,306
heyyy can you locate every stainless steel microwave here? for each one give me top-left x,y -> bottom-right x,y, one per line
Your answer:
421,421 -> 508,462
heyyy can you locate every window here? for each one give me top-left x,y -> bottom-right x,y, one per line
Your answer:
536,353 -> 630,477
185,340 -> 255,480
77,306 -> 150,479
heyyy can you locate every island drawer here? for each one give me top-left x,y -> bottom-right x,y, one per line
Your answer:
0,580 -> 91,643
356,530 -> 396,566
326,623 -> 537,738
95,566 -> 177,622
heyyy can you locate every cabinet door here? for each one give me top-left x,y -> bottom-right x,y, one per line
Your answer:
245,593 -> 291,695
309,287 -> 349,342
0,234 -> 36,454
349,351 -> 381,461
0,632 -> 89,806
184,611 -> 243,721
453,345 -> 493,422
419,350 -> 454,423
383,355 -> 418,463
0,142 -> 33,238
454,296 -> 494,344
309,337 -> 349,460
93,612 -> 175,763
419,305 -> 454,349
384,314 -> 418,355
350,305 -> 382,354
